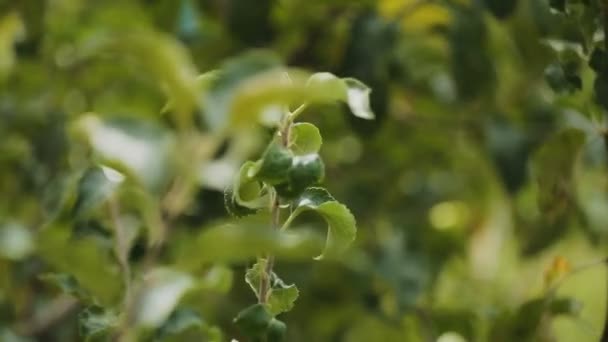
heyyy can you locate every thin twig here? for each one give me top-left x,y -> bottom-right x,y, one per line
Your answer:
259,193 -> 280,303
258,110 -> 294,303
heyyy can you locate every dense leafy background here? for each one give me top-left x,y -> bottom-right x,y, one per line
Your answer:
1,0 -> 608,341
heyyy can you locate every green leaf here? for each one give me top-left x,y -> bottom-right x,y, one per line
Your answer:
113,33 -> 199,128
224,187 -> 259,218
38,225 -> 121,306
245,259 -> 267,300
307,73 -> 375,120
163,70 -> 219,115
203,52 -> 375,131
290,187 -> 356,259
276,154 -> 325,198
549,297 -> 582,316
203,51 -> 282,131
544,62 -> 581,94
224,161 -> 268,217
154,308 -> 203,340
250,142 -> 293,185
233,303 -> 273,337
72,165 -> 124,219
449,6 -> 495,100
176,214 -> 323,267
78,305 -> 118,341
289,122 -> 322,155
267,318 -> 287,342
245,260 -> 299,315
75,115 -> 173,191
532,129 -> 585,221
199,264 -> 233,293
39,273 -> 92,303
135,268 -> 194,328
267,281 -> 299,316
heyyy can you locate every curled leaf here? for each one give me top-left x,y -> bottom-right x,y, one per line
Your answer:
290,187 -> 357,259
224,161 -> 268,217
307,73 -> 375,120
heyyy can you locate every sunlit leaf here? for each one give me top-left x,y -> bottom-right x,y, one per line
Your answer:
307,73 -> 375,120
0,223 -> 34,261
203,51 -> 282,131
203,53 -> 374,131
72,165 -> 124,219
289,123 -> 322,155
75,115 -> 173,191
135,268 -> 194,328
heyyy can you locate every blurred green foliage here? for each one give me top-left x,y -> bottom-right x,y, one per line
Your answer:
2,0 -> 608,341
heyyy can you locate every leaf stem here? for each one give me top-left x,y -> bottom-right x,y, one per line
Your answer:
259,191 -> 281,303
280,210 -> 299,232
288,103 -> 308,122
259,106 -> 299,303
